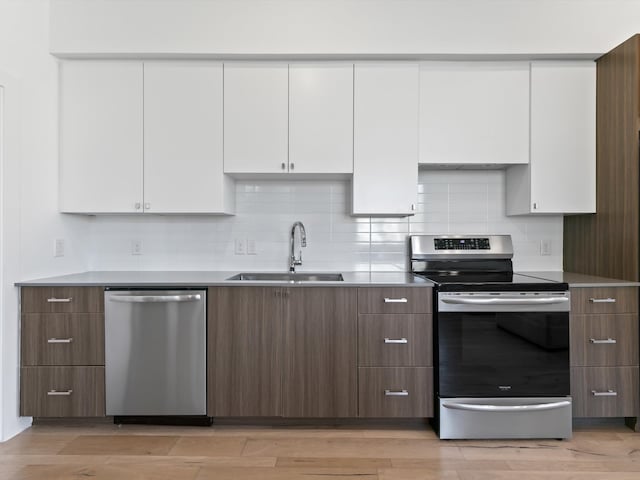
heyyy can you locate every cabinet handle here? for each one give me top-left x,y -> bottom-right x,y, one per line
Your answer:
47,390 -> 73,396
533,202 -> 538,210
591,389 -> 617,397
411,203 -> 416,211
290,162 -> 295,170
281,162 -> 286,170
589,338 -> 617,344
384,297 -> 408,303
47,298 -> 72,303
384,338 -> 408,344
589,298 -> 616,303
47,338 -> 73,344
144,203 -> 151,210
385,390 -> 409,396
135,202 -> 141,210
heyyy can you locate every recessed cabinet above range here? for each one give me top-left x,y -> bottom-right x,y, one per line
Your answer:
59,61 -> 235,215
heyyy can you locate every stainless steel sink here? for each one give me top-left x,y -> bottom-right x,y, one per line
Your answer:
226,272 -> 344,282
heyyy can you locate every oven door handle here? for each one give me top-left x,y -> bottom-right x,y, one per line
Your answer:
443,400 -> 571,412
440,296 -> 569,306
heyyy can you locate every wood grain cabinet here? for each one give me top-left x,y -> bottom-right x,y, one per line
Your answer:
20,287 -> 106,417
208,286 -> 357,418
357,287 -> 433,417
569,286 -> 640,420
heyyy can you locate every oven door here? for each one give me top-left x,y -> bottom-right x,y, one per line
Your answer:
437,291 -> 570,398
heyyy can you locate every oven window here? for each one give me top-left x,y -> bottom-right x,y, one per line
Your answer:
437,311 -> 569,397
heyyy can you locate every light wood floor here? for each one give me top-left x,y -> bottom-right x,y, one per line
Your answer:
1,419 -> 640,479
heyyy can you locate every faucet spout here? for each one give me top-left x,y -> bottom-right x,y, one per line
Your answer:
289,221 -> 307,273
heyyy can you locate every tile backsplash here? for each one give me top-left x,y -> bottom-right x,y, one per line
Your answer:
87,170 -> 563,272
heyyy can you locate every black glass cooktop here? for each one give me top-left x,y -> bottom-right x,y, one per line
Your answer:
416,272 -> 568,292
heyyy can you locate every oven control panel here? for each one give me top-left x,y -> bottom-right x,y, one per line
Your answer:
434,238 -> 490,250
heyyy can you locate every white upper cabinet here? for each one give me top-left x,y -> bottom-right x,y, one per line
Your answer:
352,63 -> 419,216
289,64 -> 353,174
223,63 -> 289,174
506,61 -> 596,215
419,62 -> 529,165
59,61 -> 143,213
144,62 -> 234,214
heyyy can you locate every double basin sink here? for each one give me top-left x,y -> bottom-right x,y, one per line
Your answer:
226,272 -> 344,283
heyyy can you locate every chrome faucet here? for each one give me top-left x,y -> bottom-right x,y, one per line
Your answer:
289,221 -> 307,272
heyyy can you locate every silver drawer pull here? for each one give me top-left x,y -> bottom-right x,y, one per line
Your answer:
589,298 -> 616,303
384,389 -> 409,396
384,338 -> 408,344
47,390 -> 73,396
47,338 -> 73,344
384,297 -> 408,303
47,297 -> 72,303
591,389 -> 617,397
590,338 -> 617,344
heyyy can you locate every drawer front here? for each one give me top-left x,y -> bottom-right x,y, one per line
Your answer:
571,366 -> 639,417
21,314 -> 105,366
358,288 -> 431,314
571,287 -> 638,314
358,314 -> 432,366
358,367 -> 433,417
20,366 -> 105,417
22,287 -> 104,314
570,314 -> 638,366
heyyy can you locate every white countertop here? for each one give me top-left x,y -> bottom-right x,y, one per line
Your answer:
518,271 -> 640,288
15,270 -> 432,287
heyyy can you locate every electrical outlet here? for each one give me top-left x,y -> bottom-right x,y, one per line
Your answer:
540,239 -> 551,256
54,238 -> 65,257
247,238 -> 257,255
131,239 -> 143,255
234,238 -> 246,255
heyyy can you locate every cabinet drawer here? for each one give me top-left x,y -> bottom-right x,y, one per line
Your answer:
20,366 -> 105,417
570,314 -> 638,366
358,314 -> 432,366
358,367 -> 433,417
21,314 -> 105,366
571,287 -> 638,314
571,366 -> 639,417
358,288 -> 431,314
22,287 -> 104,313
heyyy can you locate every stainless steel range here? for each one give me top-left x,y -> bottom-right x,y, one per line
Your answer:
410,235 -> 572,440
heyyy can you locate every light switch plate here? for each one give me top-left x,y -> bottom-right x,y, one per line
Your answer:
235,238 -> 246,255
54,238 -> 65,257
131,239 -> 143,255
540,239 -> 551,256
247,239 -> 257,255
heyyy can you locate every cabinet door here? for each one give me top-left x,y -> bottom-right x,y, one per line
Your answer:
506,61 -> 596,215
207,287 -> 283,416
223,63 -> 289,174
284,288 -> 357,417
144,62 -> 233,214
353,63 -> 419,216
289,64 -> 353,174
419,62 -> 529,165
59,61 -> 143,213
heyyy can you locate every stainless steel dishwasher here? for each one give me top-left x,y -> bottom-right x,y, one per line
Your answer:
104,289 -> 207,419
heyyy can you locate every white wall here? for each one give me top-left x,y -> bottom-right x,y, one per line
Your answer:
88,170 -> 563,272
50,0 -> 640,57
0,0 -> 90,441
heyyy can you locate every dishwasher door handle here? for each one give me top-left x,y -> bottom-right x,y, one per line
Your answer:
109,294 -> 202,303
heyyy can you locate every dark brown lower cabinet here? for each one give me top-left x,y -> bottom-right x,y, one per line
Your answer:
20,366 -> 105,417
571,366 -> 639,417
358,367 -> 433,417
207,287 -> 284,416
283,288 -> 357,417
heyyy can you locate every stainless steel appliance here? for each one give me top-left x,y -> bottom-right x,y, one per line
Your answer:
105,289 -> 207,419
410,235 -> 572,439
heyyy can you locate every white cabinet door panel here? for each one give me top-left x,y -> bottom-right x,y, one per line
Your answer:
506,62 -> 596,215
289,64 -> 353,174
144,62 -> 232,214
223,63 -> 288,174
353,63 -> 419,216
419,62 -> 529,165
59,61 -> 143,213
